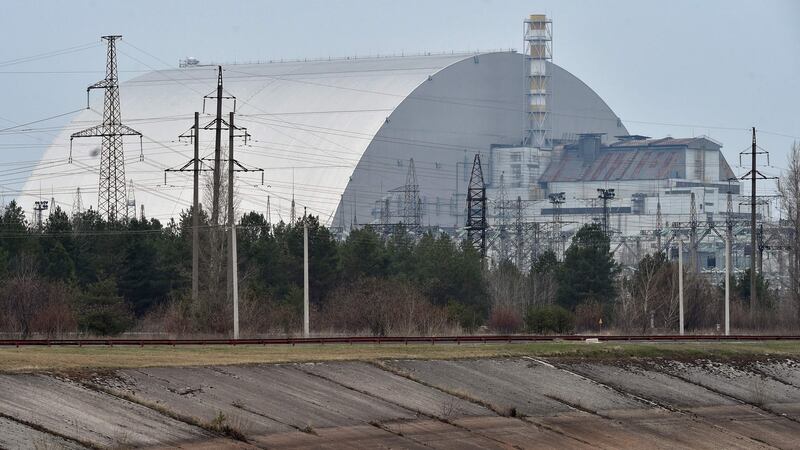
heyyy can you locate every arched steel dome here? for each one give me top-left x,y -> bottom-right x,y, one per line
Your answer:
22,51 -> 627,226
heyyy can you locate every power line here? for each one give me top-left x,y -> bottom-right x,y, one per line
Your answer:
0,42 -> 99,68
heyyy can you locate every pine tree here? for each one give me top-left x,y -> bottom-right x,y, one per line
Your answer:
556,224 -> 619,310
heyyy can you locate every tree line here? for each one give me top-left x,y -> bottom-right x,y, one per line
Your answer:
0,197 -> 795,337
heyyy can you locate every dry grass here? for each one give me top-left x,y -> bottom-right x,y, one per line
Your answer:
0,341 -> 798,373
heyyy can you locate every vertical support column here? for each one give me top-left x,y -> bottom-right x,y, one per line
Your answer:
231,220 -> 239,339
192,112 -> 199,302
303,215 -> 310,338
228,111 -> 239,339
725,235 -> 731,336
656,195 -> 663,252
212,66 -> 223,227
750,127 -> 757,310
679,240 -> 685,335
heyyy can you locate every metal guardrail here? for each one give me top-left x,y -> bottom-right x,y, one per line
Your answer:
0,334 -> 798,347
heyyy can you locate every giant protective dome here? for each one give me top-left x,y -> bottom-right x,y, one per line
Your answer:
22,51 -> 627,227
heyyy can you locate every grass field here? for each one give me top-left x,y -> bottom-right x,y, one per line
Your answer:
1,340 -> 798,373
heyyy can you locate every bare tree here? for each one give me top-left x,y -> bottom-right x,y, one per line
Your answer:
777,142 -> 800,325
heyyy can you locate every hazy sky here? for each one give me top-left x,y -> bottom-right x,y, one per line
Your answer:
1,0 -> 798,198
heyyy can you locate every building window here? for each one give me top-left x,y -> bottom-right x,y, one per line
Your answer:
510,152 -> 522,162
511,165 -> 522,180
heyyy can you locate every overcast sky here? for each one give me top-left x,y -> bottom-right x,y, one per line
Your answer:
1,0 -> 798,198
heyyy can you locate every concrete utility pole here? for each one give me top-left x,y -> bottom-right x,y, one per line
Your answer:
165,111 -> 209,302
750,127 -> 757,310
678,239 -> 684,335
303,208 -> 310,338
725,235 -> 731,336
228,111 -> 239,339
192,112 -> 199,302
165,113 -> 206,300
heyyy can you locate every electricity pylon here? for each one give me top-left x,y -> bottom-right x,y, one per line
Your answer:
466,154 -> 487,259
69,36 -> 142,222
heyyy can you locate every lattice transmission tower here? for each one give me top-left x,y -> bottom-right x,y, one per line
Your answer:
465,154 -> 487,259
400,158 -> 421,233
127,179 -> 137,221
71,187 -> 84,218
70,36 -> 142,222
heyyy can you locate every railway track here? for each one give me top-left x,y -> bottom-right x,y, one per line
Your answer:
1,334 -> 798,347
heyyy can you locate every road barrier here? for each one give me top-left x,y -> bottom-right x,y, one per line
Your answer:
1,334 -> 798,347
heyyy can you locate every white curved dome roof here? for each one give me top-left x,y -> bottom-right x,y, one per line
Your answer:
21,51 -> 627,225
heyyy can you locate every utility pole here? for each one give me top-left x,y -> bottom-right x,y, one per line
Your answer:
290,170 -> 296,224
655,194 -> 663,252
211,66 -> 224,227
750,127 -> 757,310
266,195 -> 271,224
725,234 -> 731,336
689,192 -> 698,272
514,196 -> 525,271
739,127 -> 776,310
678,239 -> 684,335
228,112 -> 239,339
69,35 -> 142,222
303,208 -> 310,338
192,112 -> 199,302
758,223 -> 765,275
167,113 -> 206,302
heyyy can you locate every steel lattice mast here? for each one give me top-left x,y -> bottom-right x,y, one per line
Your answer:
70,35 -> 141,222
402,158 -> 421,233
466,154 -> 487,259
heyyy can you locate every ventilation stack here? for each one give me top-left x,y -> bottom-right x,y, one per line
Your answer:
524,14 -> 552,148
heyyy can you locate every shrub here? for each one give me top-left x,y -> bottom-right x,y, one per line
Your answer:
574,300 -> 604,332
446,300 -> 484,332
525,305 -> 574,334
0,274 -> 77,337
317,278 -> 453,336
75,279 -> 134,336
488,306 -> 523,334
